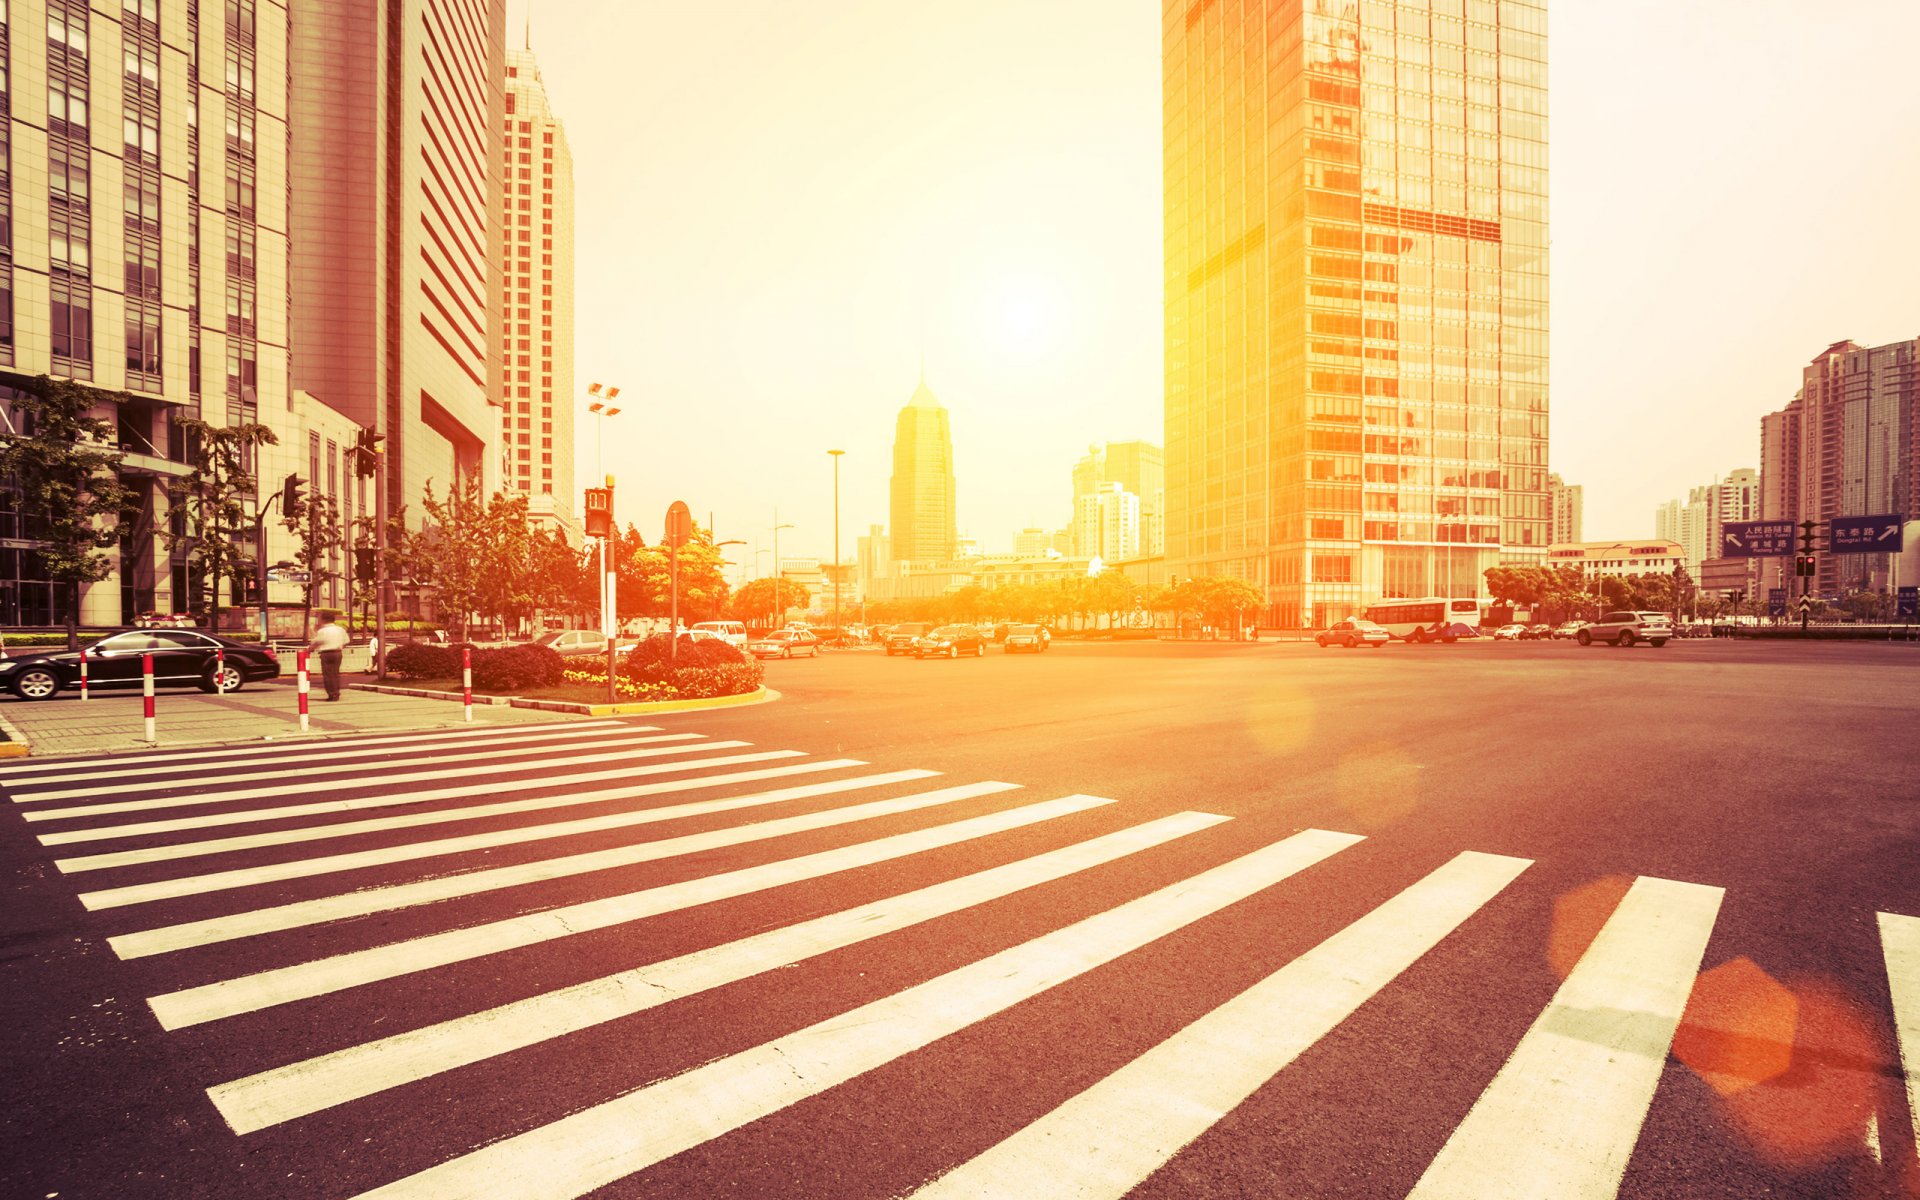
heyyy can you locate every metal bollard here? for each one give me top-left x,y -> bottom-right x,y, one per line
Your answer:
79,651 -> 89,702
296,649 -> 311,733
462,646 -> 473,723
142,652 -> 156,742
215,645 -> 226,692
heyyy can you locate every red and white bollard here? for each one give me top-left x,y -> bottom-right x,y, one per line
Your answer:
79,651 -> 89,702
296,649 -> 311,733
141,652 -> 156,742
215,646 -> 226,693
462,646 -> 473,723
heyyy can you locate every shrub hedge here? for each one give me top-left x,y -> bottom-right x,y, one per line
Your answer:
384,641 -> 565,691
385,634 -> 759,700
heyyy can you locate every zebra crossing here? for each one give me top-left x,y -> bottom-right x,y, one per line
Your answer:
3,715 -> 1915,1198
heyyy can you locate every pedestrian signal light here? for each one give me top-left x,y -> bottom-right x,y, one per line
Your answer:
352,426 -> 385,478
353,547 -> 375,583
282,474 -> 306,514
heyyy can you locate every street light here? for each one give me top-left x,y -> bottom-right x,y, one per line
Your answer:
828,449 -> 844,633
586,382 -> 622,478
771,513 -> 795,630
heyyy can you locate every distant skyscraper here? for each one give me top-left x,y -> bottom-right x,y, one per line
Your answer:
1165,0 -> 1550,626
1073,442 -> 1164,557
1013,528 -> 1054,559
1075,483 -> 1142,564
498,48 -> 576,537
888,376 -> 957,564
856,524 -> 890,595
1547,474 -> 1584,546
1659,468 -> 1762,576
289,0 -> 508,520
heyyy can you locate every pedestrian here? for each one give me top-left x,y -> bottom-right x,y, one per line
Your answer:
365,633 -> 380,674
307,609 -> 348,701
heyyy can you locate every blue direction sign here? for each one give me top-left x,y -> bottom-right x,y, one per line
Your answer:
1828,514 -> 1904,553
1721,519 -> 1795,558
1767,587 -> 1787,617
1899,586 -> 1919,619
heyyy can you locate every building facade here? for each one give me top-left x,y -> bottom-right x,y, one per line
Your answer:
288,0 -> 507,521
498,47 -> 574,537
1072,440 -> 1164,557
887,375 -> 956,565
0,0 -> 300,626
1547,539 -> 1683,579
1073,481 -> 1142,564
1547,471 -> 1582,544
1164,0 -> 1550,628
1656,468 -> 1758,577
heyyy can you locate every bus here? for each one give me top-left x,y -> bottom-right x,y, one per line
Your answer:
1363,597 -> 1484,642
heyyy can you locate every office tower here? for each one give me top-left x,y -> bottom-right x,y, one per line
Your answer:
1547,472 -> 1582,545
856,524 -> 890,592
888,375 -> 956,564
1075,483 -> 1143,564
288,0 -> 508,519
1757,338 -> 1918,595
1164,0 -> 1550,627
1072,441 -> 1165,557
0,0 -> 294,624
1013,527 -> 1054,559
499,48 -> 576,537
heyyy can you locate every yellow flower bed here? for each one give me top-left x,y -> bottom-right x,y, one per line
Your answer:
559,668 -> 679,702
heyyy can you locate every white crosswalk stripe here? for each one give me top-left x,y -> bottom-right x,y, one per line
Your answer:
0,719 -> 1897,1198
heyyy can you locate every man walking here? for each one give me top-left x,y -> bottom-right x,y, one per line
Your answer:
308,609 -> 349,701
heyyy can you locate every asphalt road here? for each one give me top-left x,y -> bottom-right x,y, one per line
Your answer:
2,636 -> 1916,1198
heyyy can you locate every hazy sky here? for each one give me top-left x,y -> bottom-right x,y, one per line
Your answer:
513,0 -> 1920,570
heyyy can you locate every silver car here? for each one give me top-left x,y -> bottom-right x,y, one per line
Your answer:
1575,611 -> 1673,648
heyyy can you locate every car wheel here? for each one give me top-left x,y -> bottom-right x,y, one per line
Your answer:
1576,630 -> 1592,645
1412,628 -> 1428,644
12,667 -> 59,701
783,647 -> 792,658
1442,636 -> 1457,644
1618,630 -> 1635,647
948,645 -> 958,659
975,642 -> 985,657
200,663 -> 246,694
1651,639 -> 1668,648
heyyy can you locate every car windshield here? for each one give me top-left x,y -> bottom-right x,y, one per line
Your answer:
930,627 -> 966,638
1352,620 -> 1381,630
535,632 -> 566,646
1009,625 -> 1040,635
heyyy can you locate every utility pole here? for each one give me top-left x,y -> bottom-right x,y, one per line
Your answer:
828,449 -> 844,633
374,443 -> 389,678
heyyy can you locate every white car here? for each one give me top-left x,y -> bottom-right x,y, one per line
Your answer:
747,629 -> 820,658
691,620 -> 748,649
1491,623 -> 1528,641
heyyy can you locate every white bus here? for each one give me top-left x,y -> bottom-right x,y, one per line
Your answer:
1363,597 -> 1484,642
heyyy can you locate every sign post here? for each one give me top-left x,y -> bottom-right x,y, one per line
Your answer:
665,501 -> 693,666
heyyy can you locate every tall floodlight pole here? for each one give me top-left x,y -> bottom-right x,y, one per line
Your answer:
828,449 -> 844,633
771,512 -> 795,630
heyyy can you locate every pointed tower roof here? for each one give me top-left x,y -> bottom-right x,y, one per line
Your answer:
907,372 -> 942,409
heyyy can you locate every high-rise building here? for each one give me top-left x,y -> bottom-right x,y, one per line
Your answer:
289,0 -> 508,521
498,48 -> 576,537
856,524 -> 890,593
1072,441 -> 1164,557
1164,0 -> 1550,627
1547,473 -> 1583,545
1075,483 -> 1142,565
888,375 -> 956,564
0,0 -> 298,625
1012,527 -> 1054,559
1654,485 -> 1715,575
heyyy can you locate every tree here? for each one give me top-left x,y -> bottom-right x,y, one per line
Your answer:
288,491 -> 345,639
417,475 -> 495,639
527,528 -> 587,627
1086,569 -> 1139,629
164,418 -> 278,635
624,524 -> 732,626
732,576 -> 811,627
0,377 -> 134,646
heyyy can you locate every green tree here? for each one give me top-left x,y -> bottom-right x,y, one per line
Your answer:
732,576 -> 811,627
626,524 -> 732,625
418,475 -> 494,639
164,418 -> 278,635
0,377 -> 134,646
288,491 -> 345,639
1086,569 -> 1139,629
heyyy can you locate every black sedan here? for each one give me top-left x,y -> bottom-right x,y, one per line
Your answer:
1003,624 -> 1052,653
914,625 -> 987,658
0,629 -> 282,700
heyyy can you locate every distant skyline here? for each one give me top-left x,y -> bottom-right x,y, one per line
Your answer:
513,0 -> 1920,562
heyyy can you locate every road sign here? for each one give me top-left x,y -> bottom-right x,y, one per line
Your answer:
1721,520 -> 1795,558
1899,587 -> 1918,619
664,500 -> 693,549
1767,588 -> 1787,617
1827,514 -> 1904,553
265,569 -> 312,584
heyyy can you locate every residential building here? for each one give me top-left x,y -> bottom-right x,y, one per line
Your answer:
888,374 -> 956,564
497,47 -> 576,537
1547,540 -> 1684,579
856,523 -> 889,593
1547,473 -> 1583,545
1074,482 -> 1142,565
288,0 -> 508,523
1757,338 -> 1918,595
0,0 -> 299,625
1012,527 -> 1054,559
1164,0 -> 1550,628
1072,441 -> 1164,556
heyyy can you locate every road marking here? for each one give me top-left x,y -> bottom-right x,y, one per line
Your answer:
35,751 -> 816,844
79,768 -> 956,909
345,828 -> 1363,1200
18,735 -> 724,815
53,768 -> 935,873
120,780 -> 1024,962
146,784 -> 1062,1029
0,718 -> 636,781
1406,875 -> 1724,1200
208,811 -> 1230,1133
909,850 -> 1531,1200
1880,911 -> 1920,1167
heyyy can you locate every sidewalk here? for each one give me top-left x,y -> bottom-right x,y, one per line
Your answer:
0,678 -> 585,759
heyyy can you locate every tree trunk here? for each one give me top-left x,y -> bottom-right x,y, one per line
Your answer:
66,581 -> 81,650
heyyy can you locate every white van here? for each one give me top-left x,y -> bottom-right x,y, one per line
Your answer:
692,620 -> 748,649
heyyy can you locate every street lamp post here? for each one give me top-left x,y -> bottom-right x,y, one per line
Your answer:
586,383 -> 622,478
771,513 -> 794,631
585,382 -> 623,698
828,449 -> 844,634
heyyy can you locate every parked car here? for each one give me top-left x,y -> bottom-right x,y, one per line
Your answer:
915,625 -> 986,658
1576,611 -> 1673,648
1524,624 -> 1553,640
1551,621 -> 1588,640
0,629 -> 281,700
691,621 -> 748,649
133,611 -> 197,629
1491,623 -> 1528,641
1003,624 -> 1052,653
534,629 -> 611,658
747,629 -> 819,658
885,622 -> 934,656
1316,618 -> 1390,649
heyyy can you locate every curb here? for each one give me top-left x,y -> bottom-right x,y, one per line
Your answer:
348,682 -> 775,717
0,705 -> 31,756
349,684 -> 514,706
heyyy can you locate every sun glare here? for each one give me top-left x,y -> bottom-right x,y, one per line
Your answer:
980,275 -> 1066,356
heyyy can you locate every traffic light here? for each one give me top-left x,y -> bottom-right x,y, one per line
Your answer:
1794,554 -> 1817,578
1726,589 -> 1743,604
1169,574 -> 1180,588
353,547 -> 375,584
1798,519 -> 1818,554
352,426 -> 385,478
282,474 -> 305,514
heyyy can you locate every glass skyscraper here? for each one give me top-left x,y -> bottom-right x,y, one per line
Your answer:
888,376 -> 958,565
1164,0 -> 1549,628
